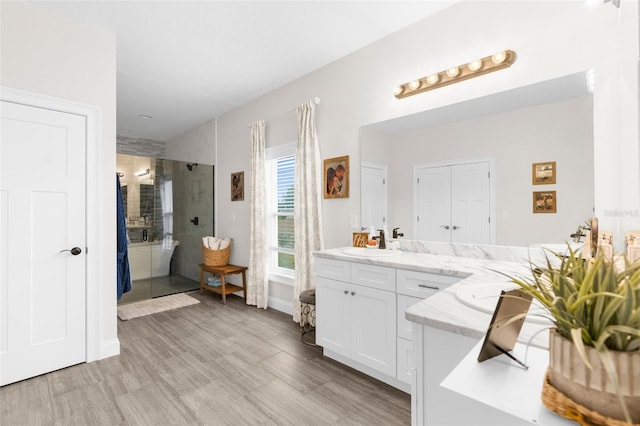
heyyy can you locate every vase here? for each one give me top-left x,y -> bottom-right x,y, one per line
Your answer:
545,328 -> 640,424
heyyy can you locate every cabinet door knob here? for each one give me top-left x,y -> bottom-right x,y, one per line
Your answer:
344,290 -> 348,294
440,225 -> 450,230
351,291 -> 356,296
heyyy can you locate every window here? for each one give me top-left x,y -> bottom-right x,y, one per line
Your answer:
266,144 -> 296,277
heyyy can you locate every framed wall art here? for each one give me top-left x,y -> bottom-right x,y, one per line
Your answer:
532,161 -> 556,185
323,155 -> 349,199
533,190 -> 556,214
231,171 -> 244,201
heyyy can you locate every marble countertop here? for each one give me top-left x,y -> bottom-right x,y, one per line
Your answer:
315,243 -> 556,348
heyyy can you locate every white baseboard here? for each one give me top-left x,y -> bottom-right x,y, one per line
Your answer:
98,338 -> 120,360
268,296 -> 293,315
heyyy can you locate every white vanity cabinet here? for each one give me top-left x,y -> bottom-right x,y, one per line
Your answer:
396,270 -> 461,385
316,258 -> 397,378
315,254 -> 462,392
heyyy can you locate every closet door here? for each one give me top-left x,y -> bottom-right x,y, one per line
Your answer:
415,161 -> 491,244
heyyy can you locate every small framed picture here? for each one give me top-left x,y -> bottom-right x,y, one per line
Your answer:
231,171 -> 244,201
532,161 -> 556,185
533,191 -> 556,213
323,155 -> 349,199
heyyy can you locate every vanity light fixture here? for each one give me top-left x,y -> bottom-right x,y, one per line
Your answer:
426,74 -> 440,84
394,50 -> 517,99
135,168 -> 150,177
446,67 -> 460,78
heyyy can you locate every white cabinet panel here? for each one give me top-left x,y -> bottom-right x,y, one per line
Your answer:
351,262 -> 395,291
397,269 -> 461,299
316,257 -> 351,282
397,337 -> 414,385
351,284 -> 396,376
316,277 -> 351,356
397,294 -> 421,340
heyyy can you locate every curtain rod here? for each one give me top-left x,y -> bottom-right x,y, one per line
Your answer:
263,97 -> 321,123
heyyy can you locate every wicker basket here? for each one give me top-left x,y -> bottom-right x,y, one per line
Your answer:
541,370 -> 640,426
202,241 -> 231,266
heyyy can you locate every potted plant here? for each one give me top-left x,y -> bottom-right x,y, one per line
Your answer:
510,241 -> 640,424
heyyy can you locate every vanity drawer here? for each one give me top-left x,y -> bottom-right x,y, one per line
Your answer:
316,258 -> 351,282
351,263 -> 396,292
397,269 -> 461,298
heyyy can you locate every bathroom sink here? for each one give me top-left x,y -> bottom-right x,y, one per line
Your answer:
340,247 -> 402,257
454,282 -> 550,324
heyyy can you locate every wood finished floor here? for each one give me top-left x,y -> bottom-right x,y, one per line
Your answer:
0,291 -> 410,425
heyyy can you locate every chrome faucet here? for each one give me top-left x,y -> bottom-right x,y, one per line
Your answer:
392,228 -> 404,239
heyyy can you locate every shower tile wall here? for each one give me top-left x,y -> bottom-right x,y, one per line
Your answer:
117,136 -> 166,158
171,162 -> 214,282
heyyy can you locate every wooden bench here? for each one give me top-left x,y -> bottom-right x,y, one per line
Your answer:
199,263 -> 247,304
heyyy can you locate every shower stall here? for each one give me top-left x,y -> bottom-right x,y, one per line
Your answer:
117,154 -> 214,304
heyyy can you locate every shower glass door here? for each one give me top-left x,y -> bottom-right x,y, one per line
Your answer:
116,154 -> 214,304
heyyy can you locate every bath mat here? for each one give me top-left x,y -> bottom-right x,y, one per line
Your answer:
117,293 -> 200,321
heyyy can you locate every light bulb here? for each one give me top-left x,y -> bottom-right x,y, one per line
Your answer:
408,80 -> 421,90
393,86 -> 404,96
468,59 -> 483,72
491,51 -> 507,64
426,74 -> 439,84
446,67 -> 460,78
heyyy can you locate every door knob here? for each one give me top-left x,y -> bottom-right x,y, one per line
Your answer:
452,225 -> 461,230
440,225 -> 450,230
59,247 -> 82,255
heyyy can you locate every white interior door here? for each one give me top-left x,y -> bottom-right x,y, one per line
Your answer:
415,161 -> 491,244
1,100 -> 86,386
415,165 -> 451,241
451,162 -> 491,244
361,162 -> 387,230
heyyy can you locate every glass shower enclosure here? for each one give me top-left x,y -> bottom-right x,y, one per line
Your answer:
117,154 -> 214,304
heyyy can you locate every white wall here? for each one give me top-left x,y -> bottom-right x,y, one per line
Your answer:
364,95 -> 594,246
165,118 -> 216,165
1,2 -> 118,357
214,1 -> 638,310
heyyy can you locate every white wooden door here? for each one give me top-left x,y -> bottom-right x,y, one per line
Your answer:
361,162 -> 387,230
415,166 -> 450,241
0,101 -> 86,386
451,162 -> 491,244
415,161 -> 491,244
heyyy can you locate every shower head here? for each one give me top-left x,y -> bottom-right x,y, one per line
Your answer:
186,163 -> 198,171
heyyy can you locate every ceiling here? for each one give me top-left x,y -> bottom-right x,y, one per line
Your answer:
30,0 -> 458,142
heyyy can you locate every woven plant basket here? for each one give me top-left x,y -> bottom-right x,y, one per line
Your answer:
202,241 -> 231,266
544,329 -> 640,425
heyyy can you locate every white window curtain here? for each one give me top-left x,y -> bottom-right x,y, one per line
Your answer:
247,120 -> 269,308
293,100 -> 324,322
